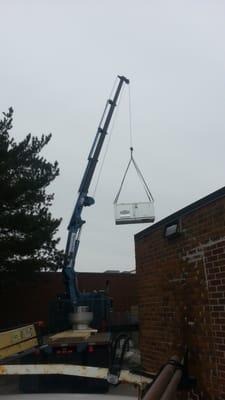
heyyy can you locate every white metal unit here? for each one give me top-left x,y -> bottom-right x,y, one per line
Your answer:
115,202 -> 155,225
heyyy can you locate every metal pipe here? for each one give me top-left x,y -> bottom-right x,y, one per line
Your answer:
160,368 -> 183,400
142,356 -> 181,400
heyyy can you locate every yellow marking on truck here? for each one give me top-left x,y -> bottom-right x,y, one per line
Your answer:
0,325 -> 36,349
0,338 -> 38,360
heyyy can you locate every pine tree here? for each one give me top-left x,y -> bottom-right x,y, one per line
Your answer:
0,108 -> 63,274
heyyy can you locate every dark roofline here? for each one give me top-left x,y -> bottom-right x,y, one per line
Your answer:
135,186 -> 225,241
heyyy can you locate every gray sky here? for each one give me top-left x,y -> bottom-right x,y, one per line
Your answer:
1,0 -> 225,272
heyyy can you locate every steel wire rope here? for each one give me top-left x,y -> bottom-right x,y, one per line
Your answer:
91,81 -> 125,198
114,84 -> 154,204
114,146 -> 154,204
128,84 -> 133,150
132,156 -> 154,201
113,85 -> 134,204
89,77 -> 118,159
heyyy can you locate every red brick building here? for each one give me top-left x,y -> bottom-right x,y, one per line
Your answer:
135,186 -> 225,399
0,271 -> 137,329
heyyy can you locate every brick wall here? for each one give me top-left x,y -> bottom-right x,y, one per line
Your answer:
0,272 -> 137,329
135,186 -> 225,399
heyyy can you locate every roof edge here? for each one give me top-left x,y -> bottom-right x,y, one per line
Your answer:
135,185 -> 225,241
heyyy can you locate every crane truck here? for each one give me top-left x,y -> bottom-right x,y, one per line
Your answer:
0,76 -> 152,394
0,76 -> 187,397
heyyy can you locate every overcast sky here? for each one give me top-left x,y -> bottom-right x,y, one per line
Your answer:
1,0 -> 225,272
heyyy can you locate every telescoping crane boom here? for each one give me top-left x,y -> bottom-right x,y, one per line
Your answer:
63,76 -> 129,311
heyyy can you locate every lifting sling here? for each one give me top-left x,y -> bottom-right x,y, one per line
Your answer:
114,147 -> 155,225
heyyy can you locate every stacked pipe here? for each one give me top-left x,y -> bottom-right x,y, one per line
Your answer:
142,356 -> 183,400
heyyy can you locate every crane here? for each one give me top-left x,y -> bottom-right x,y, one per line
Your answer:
62,75 -> 129,313
0,76 -> 167,395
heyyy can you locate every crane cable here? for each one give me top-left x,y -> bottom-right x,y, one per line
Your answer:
92,79 -> 154,204
114,85 -> 154,204
92,80 -> 125,198
128,84 -> 133,150
113,147 -> 154,204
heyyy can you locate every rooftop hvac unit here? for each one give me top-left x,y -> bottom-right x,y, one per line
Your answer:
114,202 -> 155,225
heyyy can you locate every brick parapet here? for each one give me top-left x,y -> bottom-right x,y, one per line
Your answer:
135,190 -> 225,399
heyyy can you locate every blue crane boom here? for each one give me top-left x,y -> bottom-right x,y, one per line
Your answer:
63,76 -> 129,307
